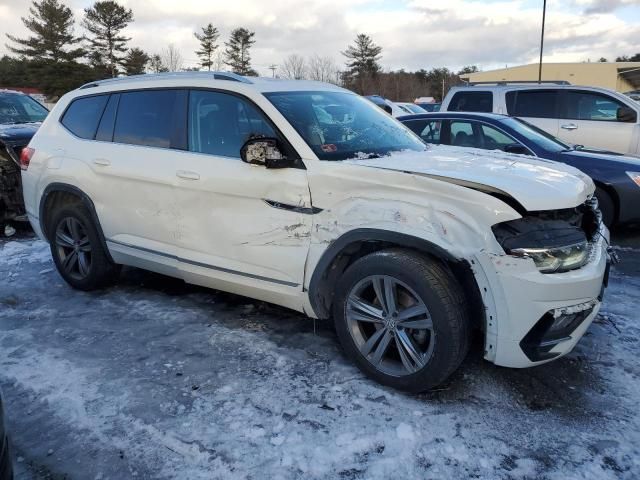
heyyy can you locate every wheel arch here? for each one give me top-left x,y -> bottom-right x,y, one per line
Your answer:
39,183 -> 114,263
593,180 -> 619,225
307,228 -> 485,328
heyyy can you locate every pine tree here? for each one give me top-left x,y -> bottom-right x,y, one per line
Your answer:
194,23 -> 219,71
83,1 -> 133,77
342,34 -> 382,77
149,54 -> 168,73
5,0 -> 84,62
224,28 -> 257,76
122,47 -> 149,75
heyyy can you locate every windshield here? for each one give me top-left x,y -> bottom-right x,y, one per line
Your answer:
502,117 -> 570,153
0,93 -> 48,124
265,91 -> 427,161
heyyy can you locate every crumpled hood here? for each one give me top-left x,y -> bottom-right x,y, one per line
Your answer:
344,145 -> 594,212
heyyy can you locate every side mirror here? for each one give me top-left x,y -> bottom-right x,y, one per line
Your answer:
504,143 -> 528,155
240,137 -> 292,169
617,106 -> 637,123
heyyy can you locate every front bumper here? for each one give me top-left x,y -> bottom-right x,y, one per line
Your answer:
476,229 -> 609,368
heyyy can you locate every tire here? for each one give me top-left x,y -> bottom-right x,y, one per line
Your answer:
48,202 -> 120,291
595,187 -> 615,229
332,249 -> 471,392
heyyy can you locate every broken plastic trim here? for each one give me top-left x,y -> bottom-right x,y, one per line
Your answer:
263,199 -> 322,215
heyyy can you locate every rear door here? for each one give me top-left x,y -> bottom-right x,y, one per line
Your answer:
557,89 -> 638,153
79,89 -> 187,276
505,89 -> 560,139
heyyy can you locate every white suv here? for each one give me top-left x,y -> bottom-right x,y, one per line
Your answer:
442,83 -> 640,155
21,72 -> 610,391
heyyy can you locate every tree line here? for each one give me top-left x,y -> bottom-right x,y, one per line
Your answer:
1,0 -> 261,97
3,0 -> 637,101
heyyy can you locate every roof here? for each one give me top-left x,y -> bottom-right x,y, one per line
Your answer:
77,71 -> 347,94
397,112 -> 510,121
0,87 -> 43,95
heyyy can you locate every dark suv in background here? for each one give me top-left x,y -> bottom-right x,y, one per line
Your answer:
0,89 -> 48,232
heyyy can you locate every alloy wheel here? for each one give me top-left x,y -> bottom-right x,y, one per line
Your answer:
345,275 -> 435,377
54,217 -> 92,281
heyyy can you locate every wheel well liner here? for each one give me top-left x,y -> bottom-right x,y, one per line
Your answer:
39,183 -> 114,263
308,228 -> 483,324
593,180 -> 619,223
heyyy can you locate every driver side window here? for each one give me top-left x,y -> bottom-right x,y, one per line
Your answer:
480,125 -> 519,152
188,90 -> 276,158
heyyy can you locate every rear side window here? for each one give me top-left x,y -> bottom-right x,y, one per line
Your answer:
61,95 -> 109,139
448,92 -> 493,112
506,90 -> 558,118
113,90 -> 183,148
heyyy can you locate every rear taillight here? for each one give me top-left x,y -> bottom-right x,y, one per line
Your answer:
20,147 -> 34,171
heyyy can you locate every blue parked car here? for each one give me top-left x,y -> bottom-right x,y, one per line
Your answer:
399,112 -> 640,227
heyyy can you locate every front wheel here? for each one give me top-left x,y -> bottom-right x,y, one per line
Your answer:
49,203 -> 120,290
333,249 -> 471,392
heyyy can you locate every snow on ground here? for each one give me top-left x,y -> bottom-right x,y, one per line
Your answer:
1,234 -> 639,479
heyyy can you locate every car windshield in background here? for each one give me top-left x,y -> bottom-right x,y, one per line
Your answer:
265,91 -> 427,161
502,117 -> 571,153
0,93 -> 48,124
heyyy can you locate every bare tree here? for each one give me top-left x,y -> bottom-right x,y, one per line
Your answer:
211,50 -> 225,71
307,54 -> 338,83
162,43 -> 183,72
280,54 -> 306,80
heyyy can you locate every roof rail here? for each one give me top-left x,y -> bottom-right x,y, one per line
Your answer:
464,80 -> 571,86
79,71 -> 252,89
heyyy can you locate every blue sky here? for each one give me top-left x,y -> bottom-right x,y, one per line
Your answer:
1,0 -> 639,74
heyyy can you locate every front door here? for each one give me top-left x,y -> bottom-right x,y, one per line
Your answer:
557,90 -> 638,154
173,89 -> 312,308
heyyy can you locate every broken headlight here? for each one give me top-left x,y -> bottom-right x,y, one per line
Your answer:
510,241 -> 589,273
492,206 -> 595,274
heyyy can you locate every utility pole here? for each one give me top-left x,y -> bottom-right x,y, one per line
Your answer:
442,77 -> 445,101
269,64 -> 277,77
538,0 -> 547,82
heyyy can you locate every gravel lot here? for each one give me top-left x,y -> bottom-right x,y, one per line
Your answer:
1,228 -> 639,479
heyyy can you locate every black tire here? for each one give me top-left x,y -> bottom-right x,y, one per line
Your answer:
595,187 -> 615,229
332,249 -> 471,392
48,202 -> 120,291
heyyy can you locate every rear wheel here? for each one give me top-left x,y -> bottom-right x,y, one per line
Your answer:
595,187 -> 615,228
49,203 -> 119,290
333,249 -> 471,392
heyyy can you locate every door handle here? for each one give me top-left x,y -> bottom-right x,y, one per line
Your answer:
93,158 -> 111,166
561,124 -> 578,131
176,170 -> 200,180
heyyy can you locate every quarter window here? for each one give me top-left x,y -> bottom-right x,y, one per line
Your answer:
506,90 -> 558,118
448,92 -> 493,112
564,91 -> 635,122
405,120 -> 441,144
61,95 -> 109,139
113,90 -> 182,148
188,90 -> 276,158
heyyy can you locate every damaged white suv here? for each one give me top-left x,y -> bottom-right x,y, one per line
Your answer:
21,73 -> 611,391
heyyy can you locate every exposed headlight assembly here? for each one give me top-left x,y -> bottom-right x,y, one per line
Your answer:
510,241 -> 589,273
626,171 -> 640,188
492,206 -> 596,274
